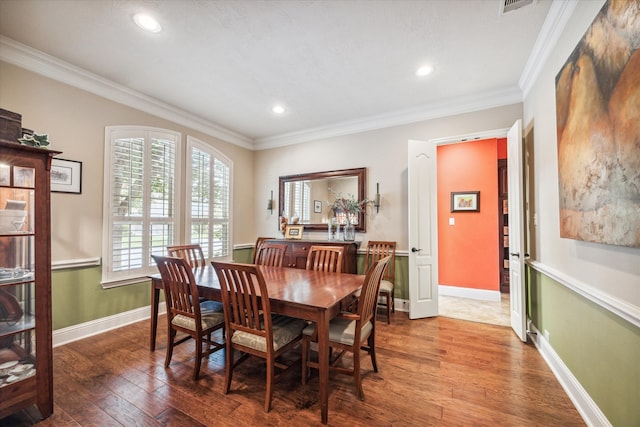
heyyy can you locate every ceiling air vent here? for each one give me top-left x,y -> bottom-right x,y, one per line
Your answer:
499,0 -> 535,15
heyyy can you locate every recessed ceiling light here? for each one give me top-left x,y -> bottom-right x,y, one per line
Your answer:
416,65 -> 434,77
272,105 -> 286,114
133,13 -> 162,33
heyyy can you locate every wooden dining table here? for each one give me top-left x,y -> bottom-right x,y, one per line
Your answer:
148,264 -> 364,424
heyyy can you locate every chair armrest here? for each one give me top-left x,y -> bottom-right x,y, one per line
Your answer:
336,312 -> 360,321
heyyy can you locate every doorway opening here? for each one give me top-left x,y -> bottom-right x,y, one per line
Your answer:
436,137 -> 510,327
408,121 -> 525,338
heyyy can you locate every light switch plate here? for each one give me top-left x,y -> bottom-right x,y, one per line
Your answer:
449,217 -> 455,225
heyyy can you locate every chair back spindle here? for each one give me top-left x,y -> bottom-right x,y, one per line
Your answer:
167,244 -> 206,268
254,242 -> 287,267
305,245 -> 344,273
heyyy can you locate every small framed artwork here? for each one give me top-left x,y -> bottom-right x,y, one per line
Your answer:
285,224 -> 304,239
13,166 -> 35,188
0,165 -> 10,186
451,191 -> 480,212
51,158 -> 82,194
314,200 -> 322,213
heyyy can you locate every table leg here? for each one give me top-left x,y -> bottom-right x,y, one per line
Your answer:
317,310 -> 330,424
150,280 -> 160,351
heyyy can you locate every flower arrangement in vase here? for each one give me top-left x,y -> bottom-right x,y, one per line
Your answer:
325,188 -> 372,241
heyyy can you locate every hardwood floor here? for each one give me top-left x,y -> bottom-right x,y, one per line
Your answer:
2,313 -> 585,426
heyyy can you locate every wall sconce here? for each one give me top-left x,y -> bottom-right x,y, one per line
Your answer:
374,183 -> 381,213
267,190 -> 274,214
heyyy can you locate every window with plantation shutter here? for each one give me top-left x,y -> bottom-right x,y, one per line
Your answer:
186,137 -> 232,260
102,127 -> 181,287
283,180 -> 310,222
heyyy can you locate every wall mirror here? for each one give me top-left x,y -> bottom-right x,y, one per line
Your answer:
279,167 -> 366,232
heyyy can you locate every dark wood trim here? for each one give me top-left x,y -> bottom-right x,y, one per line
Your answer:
279,167 -> 367,232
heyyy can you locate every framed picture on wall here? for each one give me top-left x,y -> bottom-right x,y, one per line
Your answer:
51,158 -> 82,194
451,191 -> 480,212
314,200 -> 322,213
285,224 -> 304,239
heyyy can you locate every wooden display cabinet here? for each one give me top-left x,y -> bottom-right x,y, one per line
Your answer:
0,140 -> 59,420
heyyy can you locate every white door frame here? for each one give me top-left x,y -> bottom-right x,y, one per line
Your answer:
408,125 -> 526,340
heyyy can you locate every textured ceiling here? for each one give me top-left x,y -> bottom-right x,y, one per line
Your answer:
0,0 -> 553,148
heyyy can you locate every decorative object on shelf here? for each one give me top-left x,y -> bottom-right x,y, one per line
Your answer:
285,224 -> 303,240
279,214 -> 287,235
374,182 -> 381,213
326,188 -> 372,241
51,158 -> 82,194
18,132 -> 50,148
327,218 -> 338,241
343,223 -> 355,241
450,191 -> 480,212
267,190 -> 274,214
0,108 -> 23,142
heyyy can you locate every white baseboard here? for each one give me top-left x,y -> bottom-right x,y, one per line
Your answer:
439,284 -> 501,302
529,323 -> 610,427
52,302 -> 166,347
394,298 -> 409,312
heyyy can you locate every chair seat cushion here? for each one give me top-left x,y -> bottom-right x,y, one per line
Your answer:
172,301 -> 224,331
353,279 -> 392,297
232,315 -> 306,352
303,317 -> 373,346
200,300 -> 224,313
379,280 -> 393,293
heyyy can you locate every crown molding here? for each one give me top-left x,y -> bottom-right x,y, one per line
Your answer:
254,85 -> 523,150
519,0 -> 579,98
2,25 -> 544,152
0,36 -> 254,149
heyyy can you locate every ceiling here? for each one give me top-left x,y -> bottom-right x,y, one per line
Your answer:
0,0 -> 554,149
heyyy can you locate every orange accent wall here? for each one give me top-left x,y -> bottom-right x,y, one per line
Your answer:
498,137 -> 507,159
437,139 -> 499,291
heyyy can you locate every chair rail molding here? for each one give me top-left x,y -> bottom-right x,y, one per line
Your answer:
52,257 -> 101,270
527,260 -> 640,329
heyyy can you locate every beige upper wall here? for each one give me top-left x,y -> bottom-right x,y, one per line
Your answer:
523,0 -> 639,307
0,61 -> 255,262
253,103 -> 523,250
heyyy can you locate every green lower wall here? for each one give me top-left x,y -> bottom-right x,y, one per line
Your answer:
356,252 -> 409,299
528,268 -> 640,426
51,266 -> 151,330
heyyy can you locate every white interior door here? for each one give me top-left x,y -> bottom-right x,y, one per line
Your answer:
507,120 -> 527,341
407,139 -> 438,319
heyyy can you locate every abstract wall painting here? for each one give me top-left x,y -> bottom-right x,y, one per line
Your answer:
555,0 -> 640,248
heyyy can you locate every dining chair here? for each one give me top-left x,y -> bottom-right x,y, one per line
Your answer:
254,242 -> 287,267
167,244 -> 206,268
212,261 -> 307,412
365,241 -> 396,324
301,255 -> 391,400
151,255 -> 225,380
252,237 -> 274,264
305,245 -> 344,273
